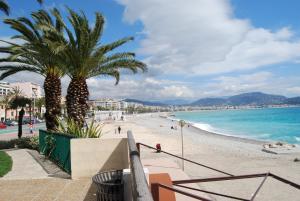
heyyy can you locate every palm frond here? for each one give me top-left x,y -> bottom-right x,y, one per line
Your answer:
37,0 -> 44,5
0,0 -> 9,15
0,65 -> 42,80
93,37 -> 134,58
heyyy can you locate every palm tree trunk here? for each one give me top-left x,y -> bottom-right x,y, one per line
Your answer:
66,77 -> 89,127
44,73 -> 61,130
4,108 -> 7,121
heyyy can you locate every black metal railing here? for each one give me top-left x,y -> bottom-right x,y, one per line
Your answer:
127,131 -> 154,201
137,142 -> 234,176
137,142 -> 300,201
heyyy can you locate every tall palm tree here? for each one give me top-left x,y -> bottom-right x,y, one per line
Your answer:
35,96 -> 45,118
0,9 -> 65,130
51,9 -> 147,126
10,87 -> 23,120
0,0 -> 9,15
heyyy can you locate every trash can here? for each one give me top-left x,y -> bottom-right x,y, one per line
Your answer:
92,170 -> 124,201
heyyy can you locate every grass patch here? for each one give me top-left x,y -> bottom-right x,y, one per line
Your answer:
0,151 -> 12,177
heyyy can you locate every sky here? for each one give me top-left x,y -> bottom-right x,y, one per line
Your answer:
0,0 -> 300,102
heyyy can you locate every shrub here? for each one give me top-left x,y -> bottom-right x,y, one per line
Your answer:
0,136 -> 39,151
0,140 -> 15,150
57,118 -> 102,138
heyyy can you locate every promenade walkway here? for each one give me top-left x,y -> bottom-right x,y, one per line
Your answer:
2,149 -> 48,180
0,149 -> 97,201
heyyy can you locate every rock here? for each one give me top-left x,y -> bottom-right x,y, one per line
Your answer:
275,142 -> 284,146
269,144 -> 277,148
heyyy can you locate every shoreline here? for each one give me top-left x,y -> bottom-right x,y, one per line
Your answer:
168,109 -> 300,146
165,115 -> 267,145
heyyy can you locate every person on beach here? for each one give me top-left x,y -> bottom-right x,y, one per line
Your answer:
118,126 -> 121,134
29,122 -> 33,134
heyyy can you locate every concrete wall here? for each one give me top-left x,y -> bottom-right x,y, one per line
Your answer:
70,138 -> 129,179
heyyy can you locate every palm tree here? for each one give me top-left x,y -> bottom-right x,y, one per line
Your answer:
51,9 -> 147,126
10,87 -> 23,120
35,97 -> 45,118
10,96 -> 31,138
0,9 -> 66,130
0,0 -> 9,15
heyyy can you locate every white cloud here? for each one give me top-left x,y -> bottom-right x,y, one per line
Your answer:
194,71 -> 300,98
86,76 -> 194,100
117,0 -> 300,75
1,1 -> 300,101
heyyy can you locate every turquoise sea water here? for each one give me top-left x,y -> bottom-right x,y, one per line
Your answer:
175,107 -> 300,144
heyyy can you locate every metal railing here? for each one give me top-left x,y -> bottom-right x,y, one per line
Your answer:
137,142 -> 233,176
137,142 -> 300,201
127,131 -> 154,201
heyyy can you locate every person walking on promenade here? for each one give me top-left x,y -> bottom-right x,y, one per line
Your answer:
118,126 -> 121,134
29,122 -> 33,134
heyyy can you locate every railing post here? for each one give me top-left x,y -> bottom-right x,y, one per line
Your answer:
127,131 -> 154,201
151,183 -> 160,201
136,143 -> 140,156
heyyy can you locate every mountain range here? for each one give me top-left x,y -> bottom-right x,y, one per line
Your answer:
125,92 -> 300,106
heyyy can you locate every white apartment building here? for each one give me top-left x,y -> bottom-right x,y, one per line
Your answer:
90,98 -> 128,110
126,102 -> 143,108
0,81 -> 11,96
10,82 -> 42,98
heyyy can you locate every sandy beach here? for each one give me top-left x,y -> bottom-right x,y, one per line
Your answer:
101,113 -> 300,201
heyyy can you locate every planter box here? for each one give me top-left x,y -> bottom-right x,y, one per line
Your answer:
39,130 -> 75,173
71,138 -> 129,179
39,130 -> 129,177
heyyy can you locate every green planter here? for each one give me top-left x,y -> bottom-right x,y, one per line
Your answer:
39,130 -> 75,173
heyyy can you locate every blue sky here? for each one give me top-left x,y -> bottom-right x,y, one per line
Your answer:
1,0 -> 300,101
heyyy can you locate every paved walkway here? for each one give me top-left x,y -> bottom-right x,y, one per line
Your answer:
0,149 -> 96,201
0,178 -> 96,201
143,158 -> 213,201
2,149 -> 48,180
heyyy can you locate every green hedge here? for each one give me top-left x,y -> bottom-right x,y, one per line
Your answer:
0,137 -> 39,151
39,130 -> 75,174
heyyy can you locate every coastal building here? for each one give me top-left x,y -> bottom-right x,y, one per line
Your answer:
89,98 -> 129,110
0,81 -> 11,96
0,82 -> 44,121
10,82 -> 42,99
94,110 -> 124,121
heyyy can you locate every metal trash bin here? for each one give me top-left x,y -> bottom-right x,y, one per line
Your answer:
92,170 -> 124,201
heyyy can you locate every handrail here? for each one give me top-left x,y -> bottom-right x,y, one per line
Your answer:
154,172 -> 300,201
127,131 -> 154,201
137,142 -> 234,176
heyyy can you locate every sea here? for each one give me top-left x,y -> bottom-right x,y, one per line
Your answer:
174,107 -> 300,144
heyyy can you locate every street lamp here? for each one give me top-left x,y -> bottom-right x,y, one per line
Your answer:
178,120 -> 186,171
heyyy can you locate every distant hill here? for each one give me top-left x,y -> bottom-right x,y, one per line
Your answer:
124,99 -> 167,106
190,98 -> 226,106
124,92 -> 300,107
227,92 -> 286,106
161,99 -> 191,105
190,92 -> 299,106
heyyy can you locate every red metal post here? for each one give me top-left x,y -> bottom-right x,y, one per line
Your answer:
151,183 -> 160,201
136,143 -> 141,156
